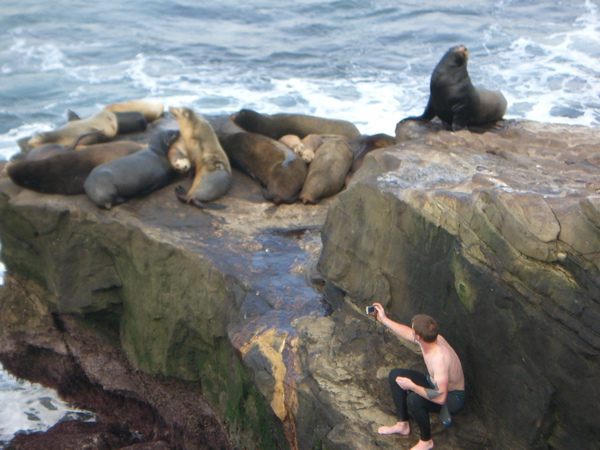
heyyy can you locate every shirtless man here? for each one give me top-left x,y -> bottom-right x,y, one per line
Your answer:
371,303 -> 465,450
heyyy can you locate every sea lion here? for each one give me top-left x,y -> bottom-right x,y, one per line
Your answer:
168,106 -> 232,204
68,108 -> 147,135
401,45 -> 507,131
84,130 -> 180,210
231,109 -> 361,140
299,136 -> 354,204
20,131 -> 99,162
28,110 -> 118,148
103,99 -> 165,123
347,133 -> 396,176
219,128 -> 308,205
279,134 -> 324,164
7,141 -> 143,195
167,135 -> 191,173
27,109 -> 147,148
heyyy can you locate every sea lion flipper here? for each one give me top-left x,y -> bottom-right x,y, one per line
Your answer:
175,185 -> 189,202
67,110 -> 82,121
401,101 -> 436,123
175,185 -> 227,210
451,104 -> 468,131
66,130 -> 106,151
192,200 -> 227,210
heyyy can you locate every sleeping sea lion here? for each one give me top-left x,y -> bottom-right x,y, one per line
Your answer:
279,134 -> 324,164
25,131 -> 100,161
84,130 -> 180,209
167,135 -> 191,173
231,109 -> 361,140
299,136 -> 354,204
28,109 -> 147,147
168,106 -> 232,204
28,110 -> 118,148
103,99 -> 165,123
401,45 -> 507,131
218,127 -> 308,205
7,141 -> 144,195
347,133 -> 396,176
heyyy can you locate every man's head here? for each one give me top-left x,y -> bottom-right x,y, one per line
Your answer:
411,314 -> 439,343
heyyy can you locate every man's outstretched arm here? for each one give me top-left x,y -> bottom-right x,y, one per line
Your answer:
372,303 -> 416,343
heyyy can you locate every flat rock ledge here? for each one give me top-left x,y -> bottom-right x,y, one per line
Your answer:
0,118 -> 598,450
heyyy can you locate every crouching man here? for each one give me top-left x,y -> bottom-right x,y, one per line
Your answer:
371,303 -> 466,450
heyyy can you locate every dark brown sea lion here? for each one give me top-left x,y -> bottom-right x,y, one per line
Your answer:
401,45 -> 507,131
231,109 -> 361,140
216,122 -> 308,205
84,130 -> 180,210
21,131 -> 100,161
299,136 -> 354,204
347,133 -> 396,176
169,106 -> 232,204
7,140 -> 144,195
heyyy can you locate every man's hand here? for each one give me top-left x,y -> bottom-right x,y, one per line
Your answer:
396,376 -> 416,391
372,303 -> 386,322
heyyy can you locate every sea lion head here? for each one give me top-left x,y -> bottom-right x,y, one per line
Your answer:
169,105 -> 192,121
443,45 -> 469,69
28,132 -> 52,148
230,109 -> 263,131
168,136 -> 191,173
430,45 -> 471,89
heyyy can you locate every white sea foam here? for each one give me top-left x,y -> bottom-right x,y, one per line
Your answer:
7,39 -> 67,73
0,364 -> 96,445
0,123 -> 54,161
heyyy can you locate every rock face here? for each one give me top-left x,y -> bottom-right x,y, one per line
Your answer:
319,119 -> 600,449
0,117 -> 598,449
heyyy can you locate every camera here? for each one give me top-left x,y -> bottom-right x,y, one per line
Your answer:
366,305 -> 375,314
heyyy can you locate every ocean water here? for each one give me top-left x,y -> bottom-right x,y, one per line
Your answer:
0,0 -> 599,443
0,365 -> 97,446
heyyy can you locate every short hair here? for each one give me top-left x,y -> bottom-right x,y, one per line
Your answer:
411,314 -> 439,343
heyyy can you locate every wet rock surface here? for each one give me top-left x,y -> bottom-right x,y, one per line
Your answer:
0,117 -> 598,449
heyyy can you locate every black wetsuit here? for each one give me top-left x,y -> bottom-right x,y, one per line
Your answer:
387,368 -> 466,441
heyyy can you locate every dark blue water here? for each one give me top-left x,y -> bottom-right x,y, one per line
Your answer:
0,0 -> 599,442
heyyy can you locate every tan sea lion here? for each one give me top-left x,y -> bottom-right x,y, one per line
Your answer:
28,110 -> 119,148
299,136 -> 354,204
27,109 -> 147,148
103,99 -> 165,123
7,140 -> 143,195
231,109 -> 361,140
302,134 -> 324,154
401,45 -> 507,131
168,106 -> 232,204
84,130 -> 179,209
279,134 -> 324,163
167,135 -> 191,173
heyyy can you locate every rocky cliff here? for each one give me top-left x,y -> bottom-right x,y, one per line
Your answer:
0,118 -> 598,449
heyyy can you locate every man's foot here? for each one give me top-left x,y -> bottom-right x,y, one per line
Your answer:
410,439 -> 434,450
377,421 -> 410,435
